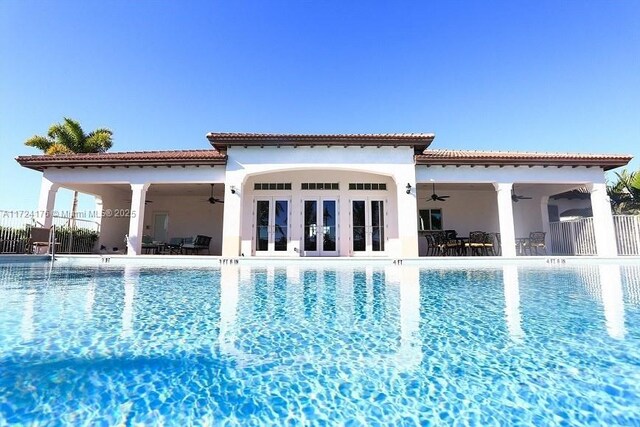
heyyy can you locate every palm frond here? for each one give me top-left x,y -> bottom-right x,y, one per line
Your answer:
24,135 -> 54,152
62,117 -> 87,152
85,129 -> 113,153
45,143 -> 74,155
631,172 -> 640,192
47,122 -> 78,152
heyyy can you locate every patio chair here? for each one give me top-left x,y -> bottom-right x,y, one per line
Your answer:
466,231 -> 487,256
494,233 -> 502,256
28,227 -> 56,254
524,232 -> 547,255
165,237 -> 185,255
444,230 -> 464,256
141,235 -> 158,254
181,235 -> 212,255
425,233 -> 438,256
483,232 -> 497,256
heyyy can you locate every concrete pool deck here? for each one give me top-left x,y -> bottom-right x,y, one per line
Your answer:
4,253 -> 639,267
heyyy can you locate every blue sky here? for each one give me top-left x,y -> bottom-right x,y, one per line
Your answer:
1,0 -> 638,214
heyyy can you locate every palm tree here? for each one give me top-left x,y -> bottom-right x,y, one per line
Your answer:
25,117 -> 113,224
607,169 -> 640,214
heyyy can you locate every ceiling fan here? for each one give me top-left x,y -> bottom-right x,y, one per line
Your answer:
428,182 -> 450,202
511,187 -> 532,203
205,184 -> 224,204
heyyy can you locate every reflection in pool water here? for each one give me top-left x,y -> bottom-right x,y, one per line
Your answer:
0,262 -> 639,425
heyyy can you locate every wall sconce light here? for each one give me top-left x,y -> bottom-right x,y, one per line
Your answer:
230,185 -> 238,195
406,183 -> 412,194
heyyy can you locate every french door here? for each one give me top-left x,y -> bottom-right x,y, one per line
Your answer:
303,199 -> 338,256
255,198 -> 290,255
351,199 -> 386,254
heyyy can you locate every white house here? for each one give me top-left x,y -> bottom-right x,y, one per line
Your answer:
16,132 -> 632,258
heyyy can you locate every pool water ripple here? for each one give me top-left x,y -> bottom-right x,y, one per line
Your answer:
0,263 -> 639,425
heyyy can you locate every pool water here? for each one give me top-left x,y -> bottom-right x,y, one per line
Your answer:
1,262 -> 639,425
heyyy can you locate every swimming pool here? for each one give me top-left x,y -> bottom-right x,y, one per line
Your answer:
1,262 -> 639,425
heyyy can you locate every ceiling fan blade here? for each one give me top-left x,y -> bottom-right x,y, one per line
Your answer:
520,196 -> 533,200
439,195 -> 450,199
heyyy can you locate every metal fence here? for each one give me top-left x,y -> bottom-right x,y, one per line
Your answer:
0,211 -> 32,253
0,211 -> 100,254
549,217 -> 597,255
614,215 -> 640,256
550,215 -> 640,256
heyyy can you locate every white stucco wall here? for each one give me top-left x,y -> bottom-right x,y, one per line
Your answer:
142,195 -> 223,254
223,146 -> 418,257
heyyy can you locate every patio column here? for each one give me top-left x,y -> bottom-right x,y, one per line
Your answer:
37,177 -> 60,228
222,180 -> 243,256
589,182 -> 618,257
540,195 -> 552,251
494,182 -> 517,257
126,183 -> 149,256
394,171 -> 419,258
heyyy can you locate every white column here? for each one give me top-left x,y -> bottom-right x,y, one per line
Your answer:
126,183 -> 149,256
589,182 -> 618,257
222,180 -> 243,257
540,195 -> 552,252
37,176 -> 60,228
503,265 -> 525,342
494,183 -> 517,257
393,169 -> 419,258
599,264 -> 626,339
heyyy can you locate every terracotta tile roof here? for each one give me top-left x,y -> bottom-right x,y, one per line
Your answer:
416,149 -> 632,170
207,132 -> 435,151
16,149 -> 227,171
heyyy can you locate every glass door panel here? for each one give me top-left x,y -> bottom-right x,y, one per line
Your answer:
352,200 -> 366,252
371,200 -> 384,252
256,200 -> 270,252
304,201 -> 318,252
274,200 -> 288,251
323,200 -> 337,252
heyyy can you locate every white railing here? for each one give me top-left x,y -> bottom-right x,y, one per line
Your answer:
549,217 -> 597,255
550,215 -> 640,256
613,215 -> 640,256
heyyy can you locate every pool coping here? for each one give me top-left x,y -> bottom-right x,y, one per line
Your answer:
19,254 -> 640,267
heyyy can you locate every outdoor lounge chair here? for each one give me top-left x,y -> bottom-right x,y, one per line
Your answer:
181,235 -> 211,255
28,227 -> 55,254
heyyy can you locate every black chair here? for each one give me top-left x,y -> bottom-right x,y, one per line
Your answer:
444,230 -> 464,256
166,237 -> 185,254
425,233 -> 438,256
181,235 -> 212,255
484,232 -> 497,256
466,231 -> 487,256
